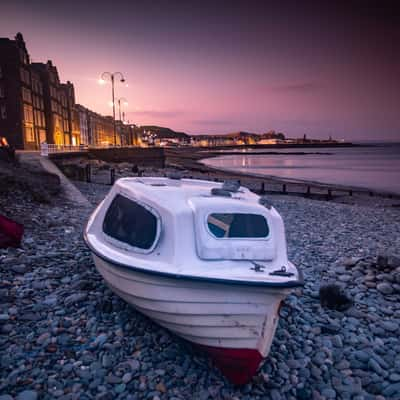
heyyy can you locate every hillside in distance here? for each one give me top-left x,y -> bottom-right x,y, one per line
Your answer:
139,126 -> 285,140
139,126 -> 189,139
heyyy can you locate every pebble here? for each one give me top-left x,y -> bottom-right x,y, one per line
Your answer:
16,391 -> 38,400
0,395 -> 14,400
1,169 -> 400,400
382,321 -> 398,332
376,282 -> 394,295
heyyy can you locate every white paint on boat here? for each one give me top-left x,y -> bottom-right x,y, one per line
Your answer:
85,177 -> 303,361
93,253 -> 290,356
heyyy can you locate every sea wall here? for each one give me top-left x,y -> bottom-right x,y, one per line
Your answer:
88,147 -> 165,167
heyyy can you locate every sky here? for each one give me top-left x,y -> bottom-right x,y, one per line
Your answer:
1,0 -> 399,140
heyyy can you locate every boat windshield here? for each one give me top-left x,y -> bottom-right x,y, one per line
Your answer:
207,213 -> 269,239
103,194 -> 159,251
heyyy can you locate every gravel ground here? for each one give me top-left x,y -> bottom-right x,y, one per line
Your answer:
1,173 -> 400,400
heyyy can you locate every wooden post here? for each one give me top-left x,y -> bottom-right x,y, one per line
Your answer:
349,190 -> 353,196
85,164 -> 91,183
110,168 -> 115,185
327,189 -> 332,199
260,182 -> 265,194
282,184 -> 287,194
306,186 -> 311,196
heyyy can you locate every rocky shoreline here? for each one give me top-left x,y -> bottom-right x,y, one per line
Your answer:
1,165 -> 400,400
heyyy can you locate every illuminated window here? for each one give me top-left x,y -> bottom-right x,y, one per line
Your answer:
23,105 -> 33,123
39,129 -> 46,143
24,126 -> 35,142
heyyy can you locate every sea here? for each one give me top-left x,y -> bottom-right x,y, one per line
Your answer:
201,143 -> 400,194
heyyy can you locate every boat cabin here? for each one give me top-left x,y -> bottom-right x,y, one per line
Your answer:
85,177 -> 299,285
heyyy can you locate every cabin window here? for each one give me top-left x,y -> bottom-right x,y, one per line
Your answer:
207,213 -> 269,239
103,194 -> 159,251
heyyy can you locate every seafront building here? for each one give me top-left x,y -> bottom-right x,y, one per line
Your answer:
0,33 -> 135,150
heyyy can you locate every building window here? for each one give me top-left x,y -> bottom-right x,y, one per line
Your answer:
22,87 -> 32,103
24,126 -> 35,142
23,104 -> 34,123
0,105 -> 6,119
19,68 -> 30,85
19,49 -> 28,65
103,194 -> 160,251
39,129 -> 46,144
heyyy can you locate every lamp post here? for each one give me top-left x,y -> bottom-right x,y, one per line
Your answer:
99,72 -> 126,146
117,98 -> 128,146
117,97 -> 128,123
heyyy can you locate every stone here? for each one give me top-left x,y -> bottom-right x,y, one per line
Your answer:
354,350 -> 370,363
321,388 -> 336,399
319,284 -> 353,311
155,382 -> 167,393
332,335 -> 343,348
115,384 -> 126,394
343,257 -> 363,267
382,321 -> 398,332
376,282 -> 394,295
368,359 -> 384,375
11,264 -> 28,274
16,391 -> 38,400
382,382 -> 400,397
36,332 -> 51,345
376,255 -> 389,269
64,292 -> 87,306
0,314 -> 10,321
320,323 -> 341,334
338,274 -> 352,282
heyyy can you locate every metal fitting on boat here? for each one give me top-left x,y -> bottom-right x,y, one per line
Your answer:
210,188 -> 232,197
167,171 -> 183,180
259,196 -> 273,209
222,180 -> 240,192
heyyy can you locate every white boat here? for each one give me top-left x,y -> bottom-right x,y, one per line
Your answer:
84,177 -> 303,384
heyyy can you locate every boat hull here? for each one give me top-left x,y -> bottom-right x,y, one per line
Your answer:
91,254 -> 290,383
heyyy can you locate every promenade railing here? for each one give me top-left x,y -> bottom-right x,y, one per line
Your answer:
40,143 -> 88,156
40,143 -> 142,156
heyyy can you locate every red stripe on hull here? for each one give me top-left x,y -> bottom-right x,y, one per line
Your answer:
195,344 -> 264,384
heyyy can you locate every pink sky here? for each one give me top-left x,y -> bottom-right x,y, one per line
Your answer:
1,1 -> 399,140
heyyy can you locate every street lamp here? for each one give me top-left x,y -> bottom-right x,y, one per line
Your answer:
117,97 -> 128,123
99,72 -> 126,146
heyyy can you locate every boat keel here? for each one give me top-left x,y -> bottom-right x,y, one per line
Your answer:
195,344 -> 264,385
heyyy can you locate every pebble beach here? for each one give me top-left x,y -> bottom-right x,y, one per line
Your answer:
1,166 -> 400,400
